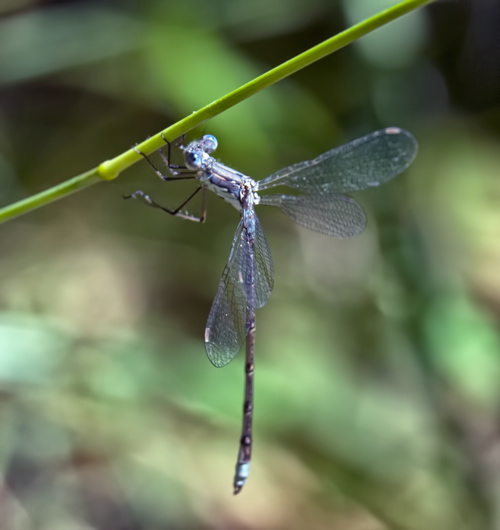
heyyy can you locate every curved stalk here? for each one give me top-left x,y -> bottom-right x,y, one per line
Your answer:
0,0 -> 435,224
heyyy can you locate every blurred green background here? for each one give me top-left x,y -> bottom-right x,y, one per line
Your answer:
1,0 -> 500,528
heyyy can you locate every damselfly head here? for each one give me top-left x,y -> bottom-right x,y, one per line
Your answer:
183,135 -> 218,170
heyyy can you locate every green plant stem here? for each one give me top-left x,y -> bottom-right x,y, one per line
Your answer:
1,169 -> 102,221
0,0 -> 435,224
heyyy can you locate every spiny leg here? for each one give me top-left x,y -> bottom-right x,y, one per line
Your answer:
128,136 -> 206,221
124,187 -> 207,223
157,133 -> 188,175
198,185 -> 208,223
132,143 -> 197,181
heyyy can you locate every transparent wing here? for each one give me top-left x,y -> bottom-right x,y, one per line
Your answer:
204,216 -> 275,367
257,128 -> 417,193
205,220 -> 247,368
260,193 -> 366,238
236,215 -> 274,308
253,216 -> 274,308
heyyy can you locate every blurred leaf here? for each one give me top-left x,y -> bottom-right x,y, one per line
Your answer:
0,6 -> 141,84
215,0 -> 326,41
425,291 -> 500,408
344,0 -> 427,68
0,313 -> 70,385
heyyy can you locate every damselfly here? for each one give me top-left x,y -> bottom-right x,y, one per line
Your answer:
126,127 -> 418,494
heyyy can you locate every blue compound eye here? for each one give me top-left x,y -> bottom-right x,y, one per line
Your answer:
185,151 -> 202,169
202,134 -> 218,154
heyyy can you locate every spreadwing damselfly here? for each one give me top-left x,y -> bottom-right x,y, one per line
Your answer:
126,127 -> 418,494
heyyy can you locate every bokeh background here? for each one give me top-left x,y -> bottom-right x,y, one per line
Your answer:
1,0 -> 500,528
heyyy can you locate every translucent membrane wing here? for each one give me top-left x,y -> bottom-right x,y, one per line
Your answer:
260,193 -> 366,238
257,128 -> 418,194
253,216 -> 274,308
205,221 -> 247,368
236,215 -> 274,310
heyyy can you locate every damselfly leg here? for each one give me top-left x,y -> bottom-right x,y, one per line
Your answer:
125,143 -> 207,222
123,187 -> 207,222
157,133 -> 188,175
